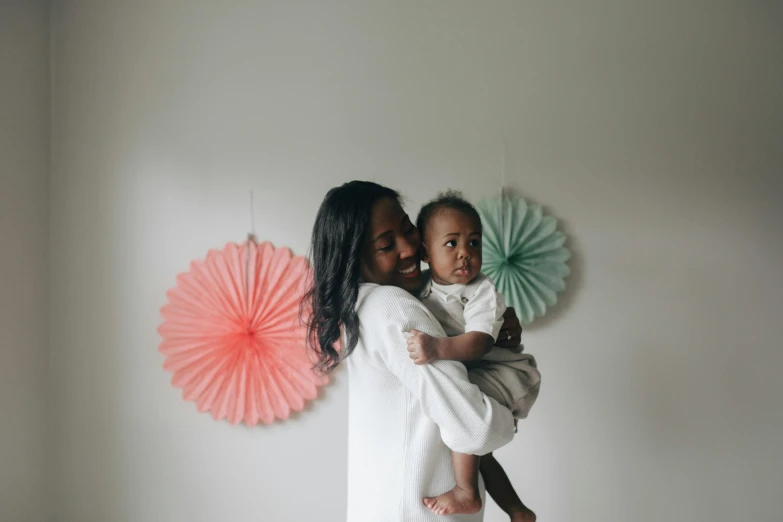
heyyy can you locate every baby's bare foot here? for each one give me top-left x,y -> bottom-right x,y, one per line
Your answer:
422,486 -> 482,516
510,506 -> 536,522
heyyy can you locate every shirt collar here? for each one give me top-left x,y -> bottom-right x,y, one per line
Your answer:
420,270 -> 478,304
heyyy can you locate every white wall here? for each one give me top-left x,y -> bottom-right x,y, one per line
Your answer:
49,2 -> 783,522
0,2 -> 50,521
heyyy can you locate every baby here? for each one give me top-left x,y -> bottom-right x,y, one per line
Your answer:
407,191 -> 541,522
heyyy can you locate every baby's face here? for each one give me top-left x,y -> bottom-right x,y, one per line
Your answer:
422,208 -> 482,286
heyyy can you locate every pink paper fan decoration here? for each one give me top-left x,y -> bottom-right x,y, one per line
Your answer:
158,240 -> 329,425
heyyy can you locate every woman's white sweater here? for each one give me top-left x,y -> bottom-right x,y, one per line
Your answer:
346,284 -> 515,522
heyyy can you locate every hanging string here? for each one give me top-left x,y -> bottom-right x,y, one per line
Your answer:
500,141 -> 507,255
249,189 -> 256,239
500,141 -> 507,195
245,190 -> 256,320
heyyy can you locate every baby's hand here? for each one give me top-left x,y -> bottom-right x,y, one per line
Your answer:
406,329 -> 440,365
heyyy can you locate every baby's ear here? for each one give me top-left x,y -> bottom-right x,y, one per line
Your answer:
421,242 -> 430,263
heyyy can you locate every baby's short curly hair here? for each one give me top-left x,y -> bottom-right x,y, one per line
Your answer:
416,190 -> 482,241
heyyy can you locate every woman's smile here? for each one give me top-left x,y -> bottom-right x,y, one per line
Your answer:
399,264 -> 420,277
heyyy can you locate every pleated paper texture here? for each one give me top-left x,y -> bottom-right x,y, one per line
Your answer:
477,195 -> 571,324
158,241 -> 328,425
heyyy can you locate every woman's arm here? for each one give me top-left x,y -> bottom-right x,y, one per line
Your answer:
360,286 -> 515,456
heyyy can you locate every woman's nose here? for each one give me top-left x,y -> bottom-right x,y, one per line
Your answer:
399,237 -> 418,259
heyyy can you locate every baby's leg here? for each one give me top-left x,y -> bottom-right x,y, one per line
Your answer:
422,452 -> 482,515
480,452 -> 536,522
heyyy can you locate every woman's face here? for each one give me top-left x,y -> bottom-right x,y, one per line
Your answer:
360,197 -> 423,293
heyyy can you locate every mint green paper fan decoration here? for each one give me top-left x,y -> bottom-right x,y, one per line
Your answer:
476,195 -> 571,324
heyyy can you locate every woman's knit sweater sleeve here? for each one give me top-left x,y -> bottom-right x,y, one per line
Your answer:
359,285 -> 515,455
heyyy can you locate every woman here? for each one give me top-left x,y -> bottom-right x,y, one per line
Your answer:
306,181 -> 522,521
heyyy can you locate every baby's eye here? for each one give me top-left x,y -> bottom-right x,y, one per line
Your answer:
445,240 -> 457,247
469,239 -> 481,248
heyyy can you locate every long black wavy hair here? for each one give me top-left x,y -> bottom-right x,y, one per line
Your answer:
303,181 -> 401,373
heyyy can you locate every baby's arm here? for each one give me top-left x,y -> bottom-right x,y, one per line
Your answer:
407,330 -> 493,364
408,275 -> 507,364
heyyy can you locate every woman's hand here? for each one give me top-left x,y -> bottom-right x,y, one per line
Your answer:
495,306 -> 523,348
406,329 -> 440,365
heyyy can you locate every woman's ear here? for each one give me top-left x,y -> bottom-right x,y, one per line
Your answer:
421,242 -> 430,263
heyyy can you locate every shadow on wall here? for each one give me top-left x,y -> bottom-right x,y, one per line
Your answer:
284,365 -> 344,425
504,188 -> 584,332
